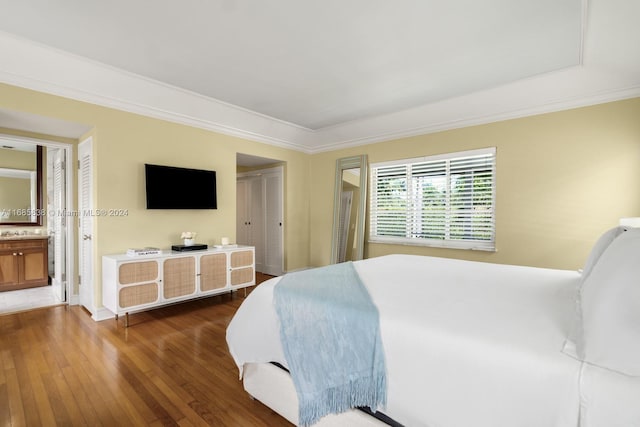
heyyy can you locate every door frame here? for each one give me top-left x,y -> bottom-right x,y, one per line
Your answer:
0,133 -> 74,304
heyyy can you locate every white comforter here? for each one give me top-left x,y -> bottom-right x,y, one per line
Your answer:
227,254 -> 592,426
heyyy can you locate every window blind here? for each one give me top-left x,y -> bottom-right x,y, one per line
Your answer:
369,147 -> 496,251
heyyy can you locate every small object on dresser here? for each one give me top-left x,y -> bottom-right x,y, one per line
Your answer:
171,243 -> 208,252
126,247 -> 161,257
214,244 -> 238,249
180,231 -> 197,246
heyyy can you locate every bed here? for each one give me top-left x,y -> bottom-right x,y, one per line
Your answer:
226,227 -> 640,427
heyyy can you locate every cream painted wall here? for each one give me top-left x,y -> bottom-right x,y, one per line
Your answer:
93,119 -> 310,273
309,98 -> 640,270
0,83 -> 311,311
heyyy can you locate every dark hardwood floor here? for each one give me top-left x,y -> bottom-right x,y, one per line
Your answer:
0,273 -> 291,426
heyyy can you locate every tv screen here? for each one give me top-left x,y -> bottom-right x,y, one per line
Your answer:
145,163 -> 217,209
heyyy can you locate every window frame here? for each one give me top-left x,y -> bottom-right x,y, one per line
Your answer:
369,147 -> 496,251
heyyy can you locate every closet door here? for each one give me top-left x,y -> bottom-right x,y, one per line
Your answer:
236,179 -> 250,245
263,171 -> 283,276
249,177 -> 265,272
78,138 -> 94,313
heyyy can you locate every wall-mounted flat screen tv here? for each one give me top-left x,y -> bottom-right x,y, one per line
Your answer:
145,163 -> 217,209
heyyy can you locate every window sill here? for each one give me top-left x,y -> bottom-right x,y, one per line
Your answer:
368,237 -> 496,252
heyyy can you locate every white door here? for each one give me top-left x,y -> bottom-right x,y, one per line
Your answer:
250,177 -> 264,272
50,147 -> 67,301
263,170 -> 283,276
78,138 -> 94,313
237,176 -> 265,271
236,179 -> 250,245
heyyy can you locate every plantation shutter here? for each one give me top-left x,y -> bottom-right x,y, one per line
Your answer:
370,147 -> 496,251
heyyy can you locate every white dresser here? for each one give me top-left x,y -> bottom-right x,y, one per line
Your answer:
102,246 -> 255,325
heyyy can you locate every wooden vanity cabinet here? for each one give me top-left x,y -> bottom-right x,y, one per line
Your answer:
0,238 -> 49,291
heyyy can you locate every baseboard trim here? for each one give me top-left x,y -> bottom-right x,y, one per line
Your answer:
93,306 -> 115,322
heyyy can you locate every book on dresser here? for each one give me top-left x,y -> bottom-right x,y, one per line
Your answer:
126,247 -> 161,257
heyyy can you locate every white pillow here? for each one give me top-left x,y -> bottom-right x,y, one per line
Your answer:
563,226 -> 628,359
578,228 -> 640,376
581,226 -> 627,281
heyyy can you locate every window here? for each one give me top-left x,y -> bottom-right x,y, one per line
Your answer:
369,147 -> 496,251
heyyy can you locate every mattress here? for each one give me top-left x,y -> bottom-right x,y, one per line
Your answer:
227,254 -> 584,426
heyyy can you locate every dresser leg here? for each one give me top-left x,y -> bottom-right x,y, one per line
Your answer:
125,312 -> 129,328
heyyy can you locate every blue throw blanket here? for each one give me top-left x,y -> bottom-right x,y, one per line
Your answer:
273,262 -> 387,426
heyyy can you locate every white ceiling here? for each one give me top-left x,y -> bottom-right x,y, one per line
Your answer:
0,0 -> 639,153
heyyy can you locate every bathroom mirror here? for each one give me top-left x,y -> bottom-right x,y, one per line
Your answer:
0,145 -> 43,226
331,155 -> 368,264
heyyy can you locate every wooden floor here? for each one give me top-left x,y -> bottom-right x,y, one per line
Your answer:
0,273 -> 292,426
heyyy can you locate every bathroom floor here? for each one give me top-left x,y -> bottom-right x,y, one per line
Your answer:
0,285 -> 64,315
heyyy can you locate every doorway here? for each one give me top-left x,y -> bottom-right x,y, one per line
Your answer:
0,134 -> 73,315
236,154 -> 284,276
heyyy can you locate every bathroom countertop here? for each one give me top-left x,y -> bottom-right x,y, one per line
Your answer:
0,234 -> 49,240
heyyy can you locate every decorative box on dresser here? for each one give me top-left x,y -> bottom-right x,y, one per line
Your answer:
0,237 -> 49,292
102,245 -> 255,325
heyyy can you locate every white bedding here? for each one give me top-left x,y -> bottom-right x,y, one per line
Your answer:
227,254 -> 589,426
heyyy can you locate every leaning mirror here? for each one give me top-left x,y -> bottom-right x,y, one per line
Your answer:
0,145 -> 43,226
331,155 -> 368,264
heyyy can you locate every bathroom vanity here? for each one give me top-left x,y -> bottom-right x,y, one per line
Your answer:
0,236 -> 49,292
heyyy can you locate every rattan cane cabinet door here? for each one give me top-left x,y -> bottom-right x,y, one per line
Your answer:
118,260 -> 159,309
200,253 -> 227,292
230,249 -> 255,286
163,256 -> 196,299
